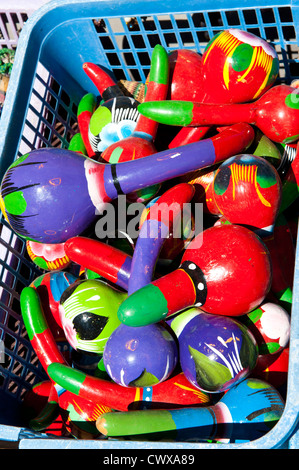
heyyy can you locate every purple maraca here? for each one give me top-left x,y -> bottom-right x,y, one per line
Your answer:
169,308 -> 258,393
103,322 -> 178,387
0,123 -> 254,243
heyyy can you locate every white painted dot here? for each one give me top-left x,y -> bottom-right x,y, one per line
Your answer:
188,263 -> 196,270
197,282 -> 204,290
195,302 -> 202,307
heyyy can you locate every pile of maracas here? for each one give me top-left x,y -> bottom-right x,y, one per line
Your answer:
1,28 -> 297,443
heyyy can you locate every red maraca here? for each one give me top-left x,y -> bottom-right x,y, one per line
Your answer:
139,84 -> 299,144
117,223 -> 272,326
212,154 -> 282,236
168,29 -> 279,148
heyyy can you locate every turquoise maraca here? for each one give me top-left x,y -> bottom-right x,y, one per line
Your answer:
96,377 -> 284,443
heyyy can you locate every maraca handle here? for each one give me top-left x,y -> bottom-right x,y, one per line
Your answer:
138,99 -> 254,127
20,287 -> 69,379
64,237 -> 131,290
134,44 -> 169,138
83,62 -> 124,100
47,363 -> 211,412
96,406 -> 217,439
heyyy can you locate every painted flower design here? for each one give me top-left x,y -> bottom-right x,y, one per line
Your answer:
97,119 -> 137,153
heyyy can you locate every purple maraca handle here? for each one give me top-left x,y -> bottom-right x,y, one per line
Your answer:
102,123 -> 254,200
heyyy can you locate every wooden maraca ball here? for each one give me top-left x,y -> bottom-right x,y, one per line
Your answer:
212,154 -> 282,236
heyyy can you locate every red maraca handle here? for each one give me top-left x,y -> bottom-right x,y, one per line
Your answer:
83,62 -> 124,100
20,287 -> 69,381
138,85 -> 299,144
65,237 -> 131,290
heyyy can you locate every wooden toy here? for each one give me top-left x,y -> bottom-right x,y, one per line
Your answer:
0,123 -> 254,244
169,308 -> 258,393
47,362 -> 212,411
103,322 -> 178,387
117,223 -> 272,325
212,154 -> 282,236
30,271 -> 78,340
138,84 -> 299,144
168,30 -> 279,148
95,378 -> 284,443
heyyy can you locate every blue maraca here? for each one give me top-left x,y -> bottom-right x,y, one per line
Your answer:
96,377 -> 285,443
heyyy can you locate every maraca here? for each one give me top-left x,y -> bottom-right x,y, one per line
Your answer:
96,377 -> 284,443
211,154 -> 282,236
59,279 -> 125,355
21,285 -> 209,418
168,29 -> 279,148
26,240 -> 71,271
0,122 -> 254,244
20,287 -> 71,381
103,184 -> 193,387
83,62 -> 139,158
169,308 -> 258,393
138,84 -> 299,144
117,223 -> 272,325
103,322 -> 178,387
47,362 -> 211,411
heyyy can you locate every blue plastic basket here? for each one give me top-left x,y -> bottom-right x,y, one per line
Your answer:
0,0 -> 298,449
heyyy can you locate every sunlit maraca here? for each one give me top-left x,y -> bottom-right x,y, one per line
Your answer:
252,347 -> 289,389
168,29 -> 279,148
83,62 -> 139,158
212,154 -> 282,235
117,223 -> 272,326
138,84 -> 299,144
0,122 -> 254,244
103,322 -> 178,387
58,279 -> 125,355
96,377 -> 284,443
169,308 -> 258,393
